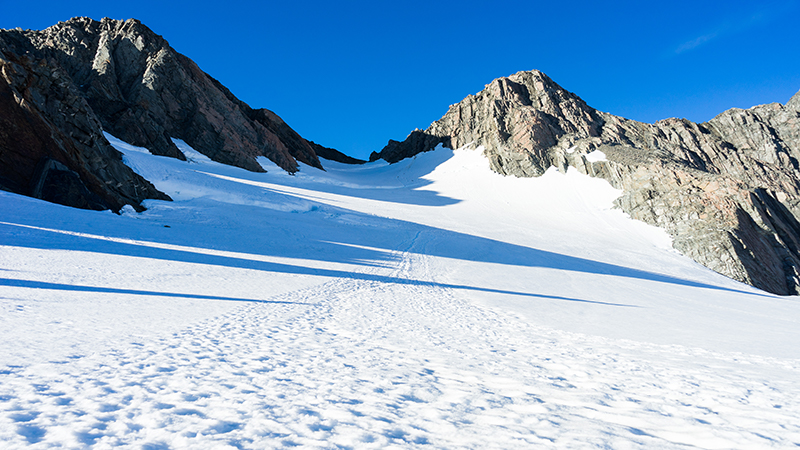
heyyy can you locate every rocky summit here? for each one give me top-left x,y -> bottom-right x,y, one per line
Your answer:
371,70 -> 800,296
0,17 -> 360,212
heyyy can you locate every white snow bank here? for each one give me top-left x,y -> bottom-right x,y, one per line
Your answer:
584,149 -> 607,162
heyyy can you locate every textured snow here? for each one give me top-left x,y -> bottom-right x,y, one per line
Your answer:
584,150 -> 607,162
1,135 -> 799,448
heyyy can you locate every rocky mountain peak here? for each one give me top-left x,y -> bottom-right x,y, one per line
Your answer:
4,17 -> 362,174
787,89 -> 800,111
372,70 -> 800,295
372,70 -> 604,175
0,17 -> 362,213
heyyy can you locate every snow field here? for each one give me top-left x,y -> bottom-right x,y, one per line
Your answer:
1,135 -> 799,448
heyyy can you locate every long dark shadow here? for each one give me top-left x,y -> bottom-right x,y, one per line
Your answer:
0,201 -> 771,299
0,219 -> 642,308
418,232 -> 771,298
0,230 -> 639,307
259,182 -> 460,208
0,278 -> 311,305
394,279 -> 638,307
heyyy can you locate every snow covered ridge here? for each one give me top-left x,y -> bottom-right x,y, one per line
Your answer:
1,136 -> 800,448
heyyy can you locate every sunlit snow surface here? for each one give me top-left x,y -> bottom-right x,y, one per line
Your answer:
1,134 -> 799,448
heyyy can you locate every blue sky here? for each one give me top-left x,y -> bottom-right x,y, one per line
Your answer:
2,0 -> 799,160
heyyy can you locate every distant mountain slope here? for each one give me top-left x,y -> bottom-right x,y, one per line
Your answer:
0,17 -> 362,212
371,70 -> 800,295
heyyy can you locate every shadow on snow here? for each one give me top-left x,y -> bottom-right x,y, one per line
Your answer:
0,278 -> 309,305
0,206 -> 767,305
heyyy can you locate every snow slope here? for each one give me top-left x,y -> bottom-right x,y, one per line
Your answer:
1,134 -> 799,448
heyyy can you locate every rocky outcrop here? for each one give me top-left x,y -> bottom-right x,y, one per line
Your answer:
0,17 -> 361,211
372,70 -> 800,295
0,46 -> 169,211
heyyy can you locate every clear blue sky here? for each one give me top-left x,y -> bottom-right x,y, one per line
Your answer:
3,0 -> 799,160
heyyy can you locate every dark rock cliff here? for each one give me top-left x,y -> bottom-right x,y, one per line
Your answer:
372,70 -> 800,295
0,46 -> 169,211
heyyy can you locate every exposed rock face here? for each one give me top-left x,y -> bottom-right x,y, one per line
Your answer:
372,70 -> 800,295
1,17 -> 361,211
0,46 -> 169,211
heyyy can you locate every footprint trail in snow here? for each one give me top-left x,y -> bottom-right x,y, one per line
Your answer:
2,238 -> 799,449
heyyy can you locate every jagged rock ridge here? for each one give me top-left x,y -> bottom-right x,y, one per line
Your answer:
0,41 -> 169,211
372,70 -> 800,296
0,17 -> 362,211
